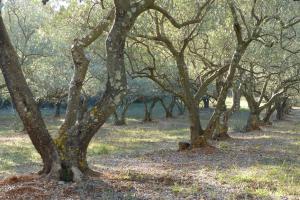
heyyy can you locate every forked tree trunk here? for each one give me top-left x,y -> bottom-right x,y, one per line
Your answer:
1,0 -> 156,182
243,95 -> 263,132
113,95 -> 135,125
159,96 -> 176,118
53,3 -> 153,181
205,42 -> 248,140
143,97 -> 159,122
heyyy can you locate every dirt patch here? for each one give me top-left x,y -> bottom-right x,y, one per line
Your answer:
0,109 -> 300,199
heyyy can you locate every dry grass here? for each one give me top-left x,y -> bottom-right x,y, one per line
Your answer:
0,105 -> 299,199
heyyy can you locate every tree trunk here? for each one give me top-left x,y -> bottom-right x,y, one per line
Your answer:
232,86 -> 241,111
1,0 -> 156,182
203,96 -> 210,109
188,104 -> 207,148
175,55 -> 208,148
276,105 -> 284,120
276,98 -> 288,120
54,101 -> 61,118
77,96 -> 88,122
143,97 -> 158,122
263,104 -> 276,124
143,110 -> 152,122
113,110 -> 126,125
142,98 -> 151,122
212,112 -> 230,140
0,12 -> 61,177
245,112 -> 262,132
205,43 -> 248,139
53,3 -> 149,180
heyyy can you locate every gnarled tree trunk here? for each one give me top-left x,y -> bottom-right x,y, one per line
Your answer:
0,11 -> 61,177
1,0 -> 156,182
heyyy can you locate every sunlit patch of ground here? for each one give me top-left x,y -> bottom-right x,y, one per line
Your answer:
0,107 -> 299,199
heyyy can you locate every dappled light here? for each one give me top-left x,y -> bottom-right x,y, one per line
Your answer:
0,0 -> 299,199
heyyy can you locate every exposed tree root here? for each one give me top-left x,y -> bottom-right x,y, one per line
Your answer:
178,136 -> 209,151
213,132 -> 231,141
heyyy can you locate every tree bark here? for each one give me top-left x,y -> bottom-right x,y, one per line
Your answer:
276,100 -> 285,120
232,85 -> 241,111
188,103 -> 207,148
176,55 -> 207,148
0,12 -> 61,177
53,2 -> 153,180
205,43 -> 248,139
1,0 -> 157,182
263,104 -> 276,124
77,95 -> 88,122
245,112 -> 262,131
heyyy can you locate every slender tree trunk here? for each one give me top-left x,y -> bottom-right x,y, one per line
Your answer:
119,110 -> 127,124
210,76 -> 230,140
143,98 -> 151,122
54,101 -> 61,118
205,43 -> 248,139
213,82 -> 242,139
203,96 -> 210,109
0,12 -> 61,176
263,104 -> 276,124
232,86 -> 241,111
276,98 -> 288,120
176,55 -> 207,148
276,103 -> 284,120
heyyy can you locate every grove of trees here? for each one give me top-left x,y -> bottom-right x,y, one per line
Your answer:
0,0 -> 299,183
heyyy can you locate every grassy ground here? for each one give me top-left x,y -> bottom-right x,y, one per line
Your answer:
0,101 -> 299,199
